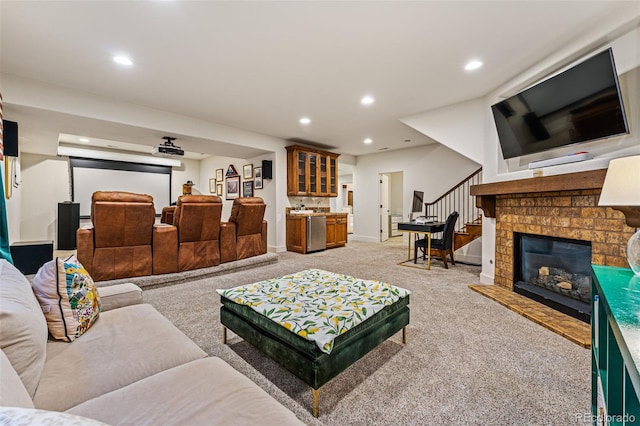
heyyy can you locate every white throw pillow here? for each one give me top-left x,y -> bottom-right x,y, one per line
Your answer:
32,255 -> 101,342
0,407 -> 108,426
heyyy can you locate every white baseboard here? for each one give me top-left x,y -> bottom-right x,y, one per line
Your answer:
269,245 -> 287,253
480,272 -> 494,285
349,234 -> 379,243
455,253 -> 482,266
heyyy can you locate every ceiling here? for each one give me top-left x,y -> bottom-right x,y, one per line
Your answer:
1,1 -> 638,160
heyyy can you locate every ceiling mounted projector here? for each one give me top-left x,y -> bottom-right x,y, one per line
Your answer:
152,136 -> 184,157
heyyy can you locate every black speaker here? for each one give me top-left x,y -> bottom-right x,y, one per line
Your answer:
10,241 -> 53,275
262,160 -> 273,180
58,202 -> 80,250
3,120 -> 18,157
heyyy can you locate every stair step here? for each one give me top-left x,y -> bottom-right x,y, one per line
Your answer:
454,223 -> 482,250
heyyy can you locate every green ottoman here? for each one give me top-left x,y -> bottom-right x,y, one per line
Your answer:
218,269 -> 410,417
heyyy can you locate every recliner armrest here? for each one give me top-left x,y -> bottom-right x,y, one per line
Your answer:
97,283 -> 143,311
152,224 -> 178,275
220,222 -> 237,263
76,227 -> 95,275
261,220 -> 268,254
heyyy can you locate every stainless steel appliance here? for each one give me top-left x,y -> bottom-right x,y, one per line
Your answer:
306,215 -> 326,252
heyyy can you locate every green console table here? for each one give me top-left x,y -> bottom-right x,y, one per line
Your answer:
592,265 -> 640,425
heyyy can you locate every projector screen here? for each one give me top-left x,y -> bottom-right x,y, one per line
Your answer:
70,158 -> 172,218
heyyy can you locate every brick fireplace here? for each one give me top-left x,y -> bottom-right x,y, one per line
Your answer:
472,169 -> 635,291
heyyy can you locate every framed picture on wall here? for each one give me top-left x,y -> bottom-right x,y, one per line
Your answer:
209,178 -> 216,194
254,166 -> 263,189
226,176 -> 240,200
243,164 -> 253,179
216,182 -> 223,197
216,169 -> 223,181
243,180 -> 254,198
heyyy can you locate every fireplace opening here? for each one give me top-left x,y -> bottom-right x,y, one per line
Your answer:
513,233 -> 592,323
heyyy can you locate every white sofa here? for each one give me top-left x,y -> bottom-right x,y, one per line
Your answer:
0,259 -> 303,425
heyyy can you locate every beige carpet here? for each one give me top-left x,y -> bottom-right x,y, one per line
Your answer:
143,239 -> 590,425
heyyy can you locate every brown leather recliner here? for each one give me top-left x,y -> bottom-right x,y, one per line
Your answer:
169,194 -> 223,272
77,191 -> 169,281
160,206 -> 176,224
221,197 -> 267,263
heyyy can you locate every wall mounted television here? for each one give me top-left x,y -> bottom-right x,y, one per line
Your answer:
491,48 -> 629,160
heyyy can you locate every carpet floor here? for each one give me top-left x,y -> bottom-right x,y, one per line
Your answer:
143,238 -> 590,425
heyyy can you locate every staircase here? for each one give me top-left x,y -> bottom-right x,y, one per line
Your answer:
424,168 -> 483,251
454,217 -> 482,251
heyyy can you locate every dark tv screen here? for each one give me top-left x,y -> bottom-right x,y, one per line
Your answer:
412,190 -> 424,213
492,48 -> 628,159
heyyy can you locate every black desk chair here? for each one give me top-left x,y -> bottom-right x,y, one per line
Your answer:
414,211 -> 459,269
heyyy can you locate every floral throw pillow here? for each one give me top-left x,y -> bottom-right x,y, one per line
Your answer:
32,255 -> 101,342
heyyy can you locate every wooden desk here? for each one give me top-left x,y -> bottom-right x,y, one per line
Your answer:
397,222 -> 444,270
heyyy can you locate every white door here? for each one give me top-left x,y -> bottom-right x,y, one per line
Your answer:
379,174 -> 390,242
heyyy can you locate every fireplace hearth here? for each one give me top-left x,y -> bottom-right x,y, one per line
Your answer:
514,233 -> 592,323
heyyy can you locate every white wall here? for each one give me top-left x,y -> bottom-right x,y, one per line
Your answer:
352,144 -> 480,242
199,153 -> 282,252
198,155 -> 245,218
1,157 -> 23,244
8,154 -> 69,244
171,158 -> 201,204
401,98 -> 485,164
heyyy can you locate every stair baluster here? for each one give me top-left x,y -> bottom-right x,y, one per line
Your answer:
425,168 -> 483,250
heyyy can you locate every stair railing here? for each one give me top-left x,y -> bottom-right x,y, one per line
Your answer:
425,167 -> 483,232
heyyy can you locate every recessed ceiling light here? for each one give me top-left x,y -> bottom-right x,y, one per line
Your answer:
299,117 -> 311,125
465,60 -> 483,71
361,95 -> 375,105
364,138 -> 373,144
78,137 -> 90,143
113,55 -> 133,66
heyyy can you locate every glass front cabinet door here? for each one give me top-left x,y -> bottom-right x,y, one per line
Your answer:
297,151 -> 306,194
286,145 -> 340,197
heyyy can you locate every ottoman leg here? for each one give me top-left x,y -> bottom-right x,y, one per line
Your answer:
312,388 -> 320,418
402,326 -> 407,344
222,326 -> 227,344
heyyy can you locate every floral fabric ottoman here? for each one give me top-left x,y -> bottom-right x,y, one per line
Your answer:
217,269 -> 410,417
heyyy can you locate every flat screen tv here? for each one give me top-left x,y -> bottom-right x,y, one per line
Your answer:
491,48 -> 629,159
412,190 -> 424,213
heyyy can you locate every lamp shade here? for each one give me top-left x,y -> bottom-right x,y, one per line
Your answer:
599,155 -> 640,276
598,155 -> 640,207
